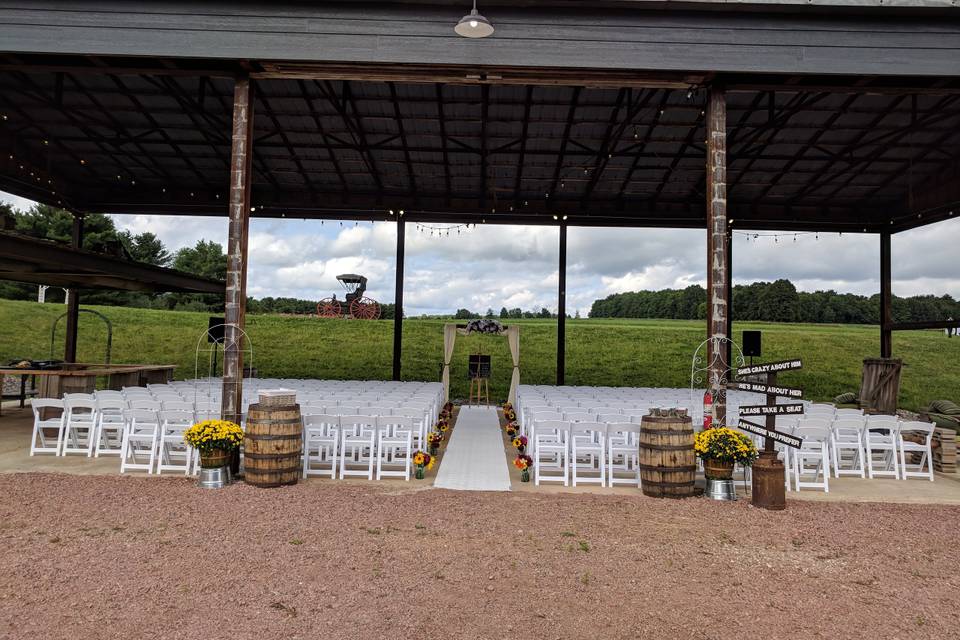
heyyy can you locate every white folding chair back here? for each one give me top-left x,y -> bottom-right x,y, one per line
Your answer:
61,397 -> 97,456
156,408 -> 196,475
898,420 -> 935,481
93,396 -> 127,457
120,408 -> 160,474
304,414 -> 340,479
339,415 -> 377,479
30,398 -> 65,456
534,421 -> 571,486
376,416 -> 414,480
793,425 -> 830,492
864,416 -> 900,479
607,423 -> 641,487
570,422 -> 607,486
830,417 -> 866,478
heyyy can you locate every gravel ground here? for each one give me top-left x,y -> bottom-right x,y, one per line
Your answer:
1,473 -> 958,640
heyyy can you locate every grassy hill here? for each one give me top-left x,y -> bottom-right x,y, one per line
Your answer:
1,298 -> 957,410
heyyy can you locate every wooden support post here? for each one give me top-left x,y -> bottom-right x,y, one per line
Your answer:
705,86 -> 729,425
221,77 -> 254,424
557,222 -> 567,386
880,231 -> 893,358
725,228 -> 733,372
63,214 -> 84,363
392,217 -> 405,381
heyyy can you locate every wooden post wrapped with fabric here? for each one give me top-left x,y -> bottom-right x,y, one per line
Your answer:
243,402 -> 303,487
705,85 -> 729,425
221,76 -> 254,425
638,409 -> 696,498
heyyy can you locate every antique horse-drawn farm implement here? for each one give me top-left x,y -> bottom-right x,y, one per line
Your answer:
316,274 -> 381,320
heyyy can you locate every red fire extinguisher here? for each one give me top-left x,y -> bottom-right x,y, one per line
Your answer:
702,390 -> 714,429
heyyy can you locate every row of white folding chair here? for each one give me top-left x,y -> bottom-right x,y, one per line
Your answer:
303,414 -> 417,481
119,407 -> 198,475
533,421 -> 646,487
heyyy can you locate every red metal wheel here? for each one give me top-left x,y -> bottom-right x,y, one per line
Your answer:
316,298 -> 342,318
349,297 -> 381,320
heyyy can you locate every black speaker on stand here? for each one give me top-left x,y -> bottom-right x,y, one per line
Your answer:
208,316 -> 225,375
742,330 -> 761,365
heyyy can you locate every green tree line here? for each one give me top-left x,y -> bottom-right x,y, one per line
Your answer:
589,279 -> 960,324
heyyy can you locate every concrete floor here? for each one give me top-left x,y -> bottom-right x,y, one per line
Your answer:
4,404 -> 960,504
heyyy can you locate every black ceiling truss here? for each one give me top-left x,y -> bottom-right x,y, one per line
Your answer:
1,66 -> 960,233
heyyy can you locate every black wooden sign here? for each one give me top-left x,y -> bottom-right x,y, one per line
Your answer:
728,381 -> 803,398
738,420 -> 803,449
468,354 -> 491,379
736,359 -> 803,377
740,403 -> 804,416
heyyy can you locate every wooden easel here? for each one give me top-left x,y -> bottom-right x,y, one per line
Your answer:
468,349 -> 490,405
469,376 -> 489,406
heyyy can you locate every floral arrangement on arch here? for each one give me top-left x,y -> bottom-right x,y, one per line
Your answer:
694,427 -> 759,466
464,319 -> 504,335
183,420 -> 243,453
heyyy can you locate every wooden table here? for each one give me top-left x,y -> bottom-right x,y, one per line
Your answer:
0,363 -> 176,410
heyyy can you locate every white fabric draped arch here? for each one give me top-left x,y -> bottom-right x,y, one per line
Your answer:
441,322 -> 520,404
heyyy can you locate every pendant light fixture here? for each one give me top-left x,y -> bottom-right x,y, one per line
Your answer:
454,0 -> 494,38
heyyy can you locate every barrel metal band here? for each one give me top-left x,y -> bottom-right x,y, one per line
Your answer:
243,452 -> 303,460
640,443 -> 695,451
247,417 -> 302,426
642,428 -> 694,435
247,466 -> 301,474
638,464 -> 697,472
640,478 -> 697,487
244,433 -> 302,441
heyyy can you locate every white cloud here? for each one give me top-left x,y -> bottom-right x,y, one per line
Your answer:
5,190 -> 960,316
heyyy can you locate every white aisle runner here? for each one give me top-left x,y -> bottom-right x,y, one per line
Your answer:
433,406 -> 511,491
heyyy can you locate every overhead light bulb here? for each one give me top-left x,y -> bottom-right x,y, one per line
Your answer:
455,1 -> 494,38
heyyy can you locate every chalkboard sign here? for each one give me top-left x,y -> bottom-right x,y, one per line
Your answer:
468,354 -> 491,379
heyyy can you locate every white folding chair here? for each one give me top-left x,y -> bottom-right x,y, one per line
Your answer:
898,421 -> 935,481
376,416 -> 414,480
61,396 -> 98,456
92,395 -> 127,457
865,415 -> 900,479
830,417 -> 866,478
29,399 -> 65,456
156,407 -> 196,475
339,415 -> 377,480
303,414 -> 340,479
571,422 -> 606,486
793,425 -> 830,492
393,407 -> 427,452
120,408 -> 160,474
607,423 -> 641,487
534,420 -> 570,486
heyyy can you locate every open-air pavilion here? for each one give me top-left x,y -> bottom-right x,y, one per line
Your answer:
4,4 -> 960,636
2,1 -> 960,420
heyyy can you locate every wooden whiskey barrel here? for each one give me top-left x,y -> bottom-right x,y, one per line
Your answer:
243,403 -> 303,488
639,411 -> 696,498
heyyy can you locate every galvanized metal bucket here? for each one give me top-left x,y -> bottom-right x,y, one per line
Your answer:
198,465 -> 230,489
704,477 -> 737,501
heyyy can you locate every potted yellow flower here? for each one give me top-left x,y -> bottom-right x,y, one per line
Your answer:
184,419 -> 244,486
694,427 -> 758,480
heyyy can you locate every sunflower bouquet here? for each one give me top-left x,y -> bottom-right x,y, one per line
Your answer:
513,454 -> 533,482
412,450 -> 435,479
436,419 -> 450,434
693,427 -> 759,467
505,422 -> 518,438
503,402 -> 517,422
427,431 -> 443,454
511,435 -> 528,454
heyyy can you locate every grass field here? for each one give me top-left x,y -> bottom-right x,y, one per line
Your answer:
1,298 -> 958,410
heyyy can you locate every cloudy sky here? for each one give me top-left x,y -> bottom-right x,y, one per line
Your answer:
3,190 -> 958,316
